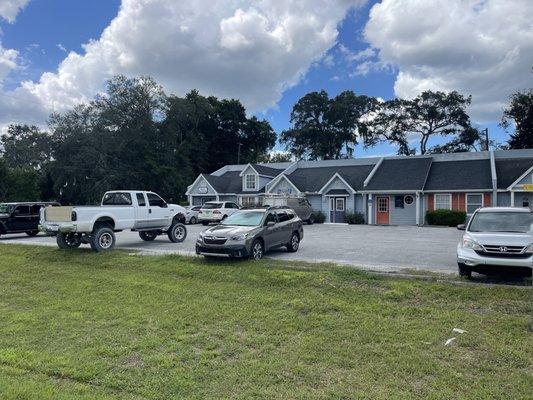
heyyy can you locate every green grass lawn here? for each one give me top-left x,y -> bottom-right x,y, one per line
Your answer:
0,244 -> 531,399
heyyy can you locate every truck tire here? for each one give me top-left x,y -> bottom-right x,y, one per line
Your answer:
168,222 -> 187,243
139,231 -> 158,241
307,214 -> 314,225
57,233 -> 82,249
90,227 -> 116,252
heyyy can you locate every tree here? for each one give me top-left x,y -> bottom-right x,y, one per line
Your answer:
259,152 -> 293,163
0,124 -> 54,170
428,127 -> 496,153
501,89 -> 533,149
280,90 -> 377,160
368,91 -> 473,155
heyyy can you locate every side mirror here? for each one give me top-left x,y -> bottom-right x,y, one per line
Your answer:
267,221 -> 276,228
457,224 -> 466,231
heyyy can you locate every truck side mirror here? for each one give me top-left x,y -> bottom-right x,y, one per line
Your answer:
267,221 -> 276,228
457,224 -> 466,230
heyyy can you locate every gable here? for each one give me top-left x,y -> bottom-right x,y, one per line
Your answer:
267,175 -> 300,195
496,158 -> 533,189
320,175 -> 354,194
188,175 -> 217,195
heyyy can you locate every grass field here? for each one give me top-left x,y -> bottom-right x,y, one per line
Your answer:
0,244 -> 531,399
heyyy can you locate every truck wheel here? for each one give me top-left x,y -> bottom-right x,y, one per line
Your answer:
90,227 -> 115,252
287,232 -> 300,253
189,216 -> 197,225
26,230 -> 39,237
458,263 -> 472,279
139,231 -> 158,241
57,233 -> 81,249
168,222 -> 187,243
307,215 -> 314,225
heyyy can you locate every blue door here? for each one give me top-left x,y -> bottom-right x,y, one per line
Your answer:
329,197 -> 346,223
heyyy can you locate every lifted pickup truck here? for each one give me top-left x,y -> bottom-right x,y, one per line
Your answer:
39,191 -> 187,252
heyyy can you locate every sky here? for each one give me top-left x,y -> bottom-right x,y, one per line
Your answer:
0,0 -> 532,157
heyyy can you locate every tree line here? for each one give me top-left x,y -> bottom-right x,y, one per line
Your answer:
0,75 -> 531,204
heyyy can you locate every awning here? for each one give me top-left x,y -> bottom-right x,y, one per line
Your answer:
324,189 -> 350,196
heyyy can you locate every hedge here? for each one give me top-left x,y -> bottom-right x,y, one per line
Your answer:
313,211 -> 326,223
345,212 -> 365,225
426,209 -> 466,226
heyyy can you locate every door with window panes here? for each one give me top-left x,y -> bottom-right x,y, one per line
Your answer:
329,197 -> 346,223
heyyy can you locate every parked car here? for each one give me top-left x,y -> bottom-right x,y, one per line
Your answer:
185,205 -> 202,224
0,202 -> 59,238
262,195 -> 315,224
39,191 -> 187,252
196,206 -> 304,260
198,201 -> 240,225
456,207 -> 533,278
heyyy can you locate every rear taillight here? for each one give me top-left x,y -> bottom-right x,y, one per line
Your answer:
213,210 -> 221,214
71,211 -> 77,221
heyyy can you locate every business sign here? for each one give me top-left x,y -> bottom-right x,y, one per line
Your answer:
523,184 -> 533,191
198,186 -> 208,194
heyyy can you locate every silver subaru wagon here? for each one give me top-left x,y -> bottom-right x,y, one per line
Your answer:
196,207 -> 304,260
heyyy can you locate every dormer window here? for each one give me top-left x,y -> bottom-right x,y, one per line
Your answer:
245,174 -> 257,190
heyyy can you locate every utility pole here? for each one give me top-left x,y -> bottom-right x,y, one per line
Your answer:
483,128 -> 489,151
237,141 -> 242,164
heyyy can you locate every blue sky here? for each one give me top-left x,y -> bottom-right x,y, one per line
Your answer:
1,0 -> 529,157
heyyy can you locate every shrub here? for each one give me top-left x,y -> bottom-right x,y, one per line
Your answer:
345,212 -> 365,224
426,209 -> 466,226
313,210 -> 326,223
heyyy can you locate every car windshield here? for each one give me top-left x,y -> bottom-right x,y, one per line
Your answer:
221,211 -> 264,226
469,211 -> 533,233
202,203 -> 222,209
0,204 -> 14,214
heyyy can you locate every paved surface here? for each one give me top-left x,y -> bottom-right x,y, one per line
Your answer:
1,223 -> 463,274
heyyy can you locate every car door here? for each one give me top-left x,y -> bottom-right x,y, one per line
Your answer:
262,211 -> 279,250
10,205 -> 31,231
275,210 -> 292,244
134,193 -> 151,229
28,205 -> 43,230
146,193 -> 171,228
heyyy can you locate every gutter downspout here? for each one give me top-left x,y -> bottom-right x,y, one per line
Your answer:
489,150 -> 498,206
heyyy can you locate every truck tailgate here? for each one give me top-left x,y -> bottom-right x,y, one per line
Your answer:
44,206 -> 73,222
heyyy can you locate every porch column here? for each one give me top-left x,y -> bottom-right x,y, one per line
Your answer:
415,192 -> 420,226
511,191 -> 515,206
362,194 -> 368,223
368,194 -> 373,224
188,195 -> 192,205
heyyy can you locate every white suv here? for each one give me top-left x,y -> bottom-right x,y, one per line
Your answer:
457,207 -> 533,278
198,201 -> 240,225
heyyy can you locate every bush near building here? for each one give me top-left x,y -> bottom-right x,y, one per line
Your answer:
313,210 -> 326,223
345,212 -> 365,224
426,209 -> 466,226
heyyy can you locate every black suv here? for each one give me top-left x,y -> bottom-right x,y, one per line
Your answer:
0,202 -> 59,238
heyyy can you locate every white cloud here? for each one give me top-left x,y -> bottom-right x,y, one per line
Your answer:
0,0 -> 30,23
0,0 -> 365,129
56,43 -> 67,53
0,43 -> 18,80
364,0 -> 533,122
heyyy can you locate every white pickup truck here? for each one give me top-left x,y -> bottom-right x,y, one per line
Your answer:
39,191 -> 187,252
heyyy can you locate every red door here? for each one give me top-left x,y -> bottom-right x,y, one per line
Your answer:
376,196 -> 390,225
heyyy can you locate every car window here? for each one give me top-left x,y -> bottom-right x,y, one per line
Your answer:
277,211 -> 290,223
102,192 -> 133,206
30,205 -> 42,215
202,203 -> 223,209
230,203 -> 239,209
264,212 -> 277,225
0,204 -> 14,214
193,206 -> 202,211
136,193 -> 146,207
147,193 -> 166,207
286,211 -> 295,219
15,205 -> 30,215
469,212 -> 533,233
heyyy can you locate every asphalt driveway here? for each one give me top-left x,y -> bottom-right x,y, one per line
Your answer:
1,223 -> 463,273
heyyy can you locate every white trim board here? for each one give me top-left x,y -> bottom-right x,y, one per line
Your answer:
318,173 -> 356,195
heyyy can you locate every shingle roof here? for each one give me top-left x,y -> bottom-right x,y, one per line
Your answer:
252,164 -> 283,177
203,172 -> 266,194
424,159 -> 492,191
325,189 -> 350,195
495,158 -> 533,189
364,158 -> 432,191
287,165 -> 375,192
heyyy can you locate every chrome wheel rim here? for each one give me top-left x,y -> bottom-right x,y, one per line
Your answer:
253,243 -> 263,260
99,233 -> 113,249
291,235 -> 299,250
174,225 -> 185,240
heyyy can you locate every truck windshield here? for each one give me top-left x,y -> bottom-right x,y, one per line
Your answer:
469,212 -> 533,233
221,211 -> 264,226
202,203 -> 222,209
0,204 -> 14,214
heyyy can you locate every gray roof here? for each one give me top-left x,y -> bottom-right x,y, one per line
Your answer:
251,164 -> 283,177
287,165 -> 375,192
424,159 -> 492,191
203,172 -> 266,194
495,158 -> 533,189
325,189 -> 350,195
364,158 -> 432,191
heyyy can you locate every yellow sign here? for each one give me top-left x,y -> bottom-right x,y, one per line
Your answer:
523,184 -> 533,191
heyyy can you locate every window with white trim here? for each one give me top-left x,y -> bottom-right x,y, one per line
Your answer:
466,194 -> 483,214
245,174 -> 257,190
434,194 -> 452,210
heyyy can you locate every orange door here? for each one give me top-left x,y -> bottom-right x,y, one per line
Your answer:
376,196 -> 390,225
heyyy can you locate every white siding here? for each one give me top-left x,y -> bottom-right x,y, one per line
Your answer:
269,177 -> 298,195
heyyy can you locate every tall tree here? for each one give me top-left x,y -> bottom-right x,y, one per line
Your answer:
0,124 -> 54,170
368,91 -> 473,155
280,90 -> 377,160
501,89 -> 533,149
429,127 -> 495,153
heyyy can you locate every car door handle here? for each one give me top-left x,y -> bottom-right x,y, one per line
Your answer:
149,209 -> 152,214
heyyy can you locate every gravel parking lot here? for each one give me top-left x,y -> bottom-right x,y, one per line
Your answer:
1,223 -> 463,273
